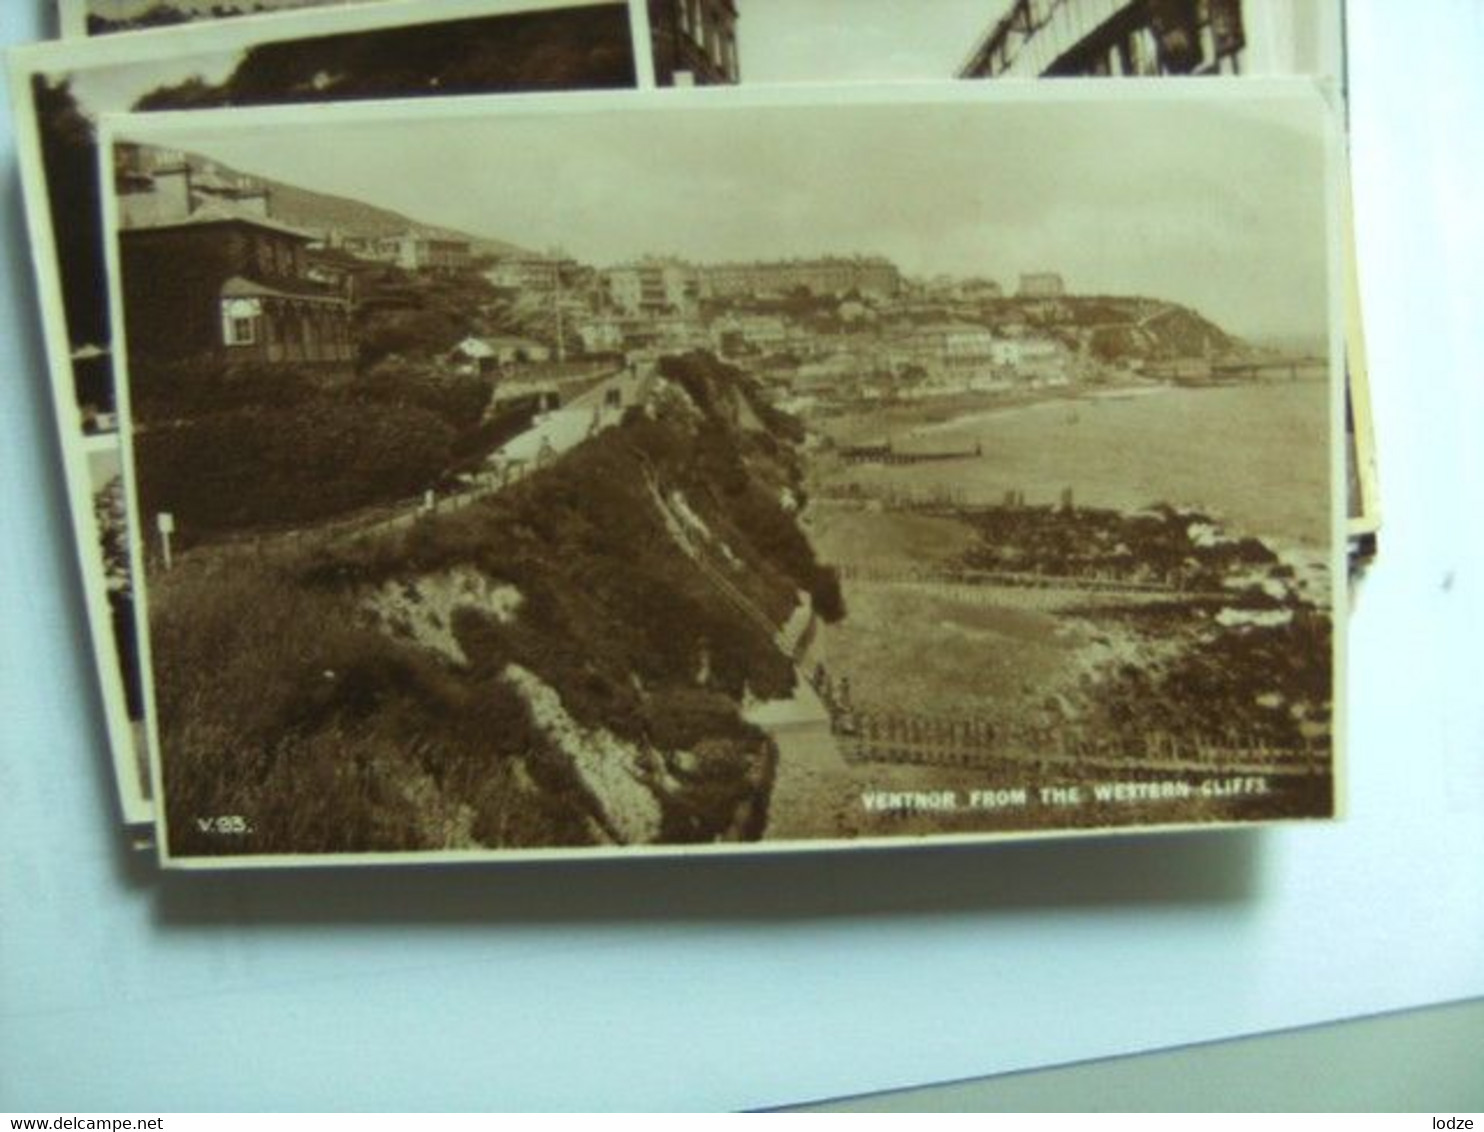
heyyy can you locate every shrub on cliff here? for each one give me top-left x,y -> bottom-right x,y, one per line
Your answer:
135,396 -> 454,537
129,358 -> 321,423
357,306 -> 466,370
354,358 -> 490,432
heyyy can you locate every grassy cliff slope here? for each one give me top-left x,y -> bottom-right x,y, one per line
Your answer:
154,352 -> 836,856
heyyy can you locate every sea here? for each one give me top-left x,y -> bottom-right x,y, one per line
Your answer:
824,380 -> 1333,551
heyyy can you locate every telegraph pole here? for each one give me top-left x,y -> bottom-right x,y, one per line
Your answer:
551,246 -> 567,364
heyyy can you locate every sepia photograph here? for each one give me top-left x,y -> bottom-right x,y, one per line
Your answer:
646,0 -> 1343,87
61,0 -> 385,38
12,0 -> 640,825
642,0 -> 1375,539
955,0 -> 1342,82
102,83 -> 1345,866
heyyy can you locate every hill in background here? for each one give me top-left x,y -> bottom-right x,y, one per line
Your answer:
242,163 -> 527,256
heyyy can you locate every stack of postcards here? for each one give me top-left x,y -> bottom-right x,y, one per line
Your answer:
8,0 -> 1375,870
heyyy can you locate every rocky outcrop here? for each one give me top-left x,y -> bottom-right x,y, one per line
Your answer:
364,567 -> 522,666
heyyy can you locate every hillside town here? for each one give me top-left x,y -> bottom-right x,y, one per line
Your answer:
114,143 -> 1298,454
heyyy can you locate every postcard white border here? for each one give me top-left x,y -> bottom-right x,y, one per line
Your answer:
94,77 -> 1349,868
58,0 -> 84,39
1344,181 -> 1380,541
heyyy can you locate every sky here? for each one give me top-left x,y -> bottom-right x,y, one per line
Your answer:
65,52 -> 245,116
112,88 -> 1336,342
735,0 -> 999,82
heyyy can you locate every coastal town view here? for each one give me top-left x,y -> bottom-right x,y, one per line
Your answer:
111,93 -> 1337,857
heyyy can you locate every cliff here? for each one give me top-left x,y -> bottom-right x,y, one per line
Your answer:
1041,297 -> 1237,361
153,352 -> 838,856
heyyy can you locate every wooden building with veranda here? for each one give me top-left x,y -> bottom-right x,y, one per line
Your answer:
120,210 -> 353,369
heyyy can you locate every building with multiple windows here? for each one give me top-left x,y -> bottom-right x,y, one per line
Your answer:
699,256 -> 903,300
604,259 -> 698,315
960,0 -> 1251,79
321,227 -> 473,273
115,145 -> 270,229
116,147 -> 352,368
712,313 -> 794,355
915,323 -> 1001,369
1018,272 -> 1066,298
600,256 -> 903,316
574,315 -> 629,354
373,231 -> 472,273
648,0 -> 739,86
453,335 -> 552,375
485,252 -> 584,292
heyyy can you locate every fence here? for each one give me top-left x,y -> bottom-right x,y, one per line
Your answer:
834,564 -> 1231,609
833,709 -> 1328,777
804,658 -> 1328,780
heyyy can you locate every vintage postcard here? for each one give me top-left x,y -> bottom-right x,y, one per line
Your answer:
100,81 -> 1347,867
11,0 -> 641,826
